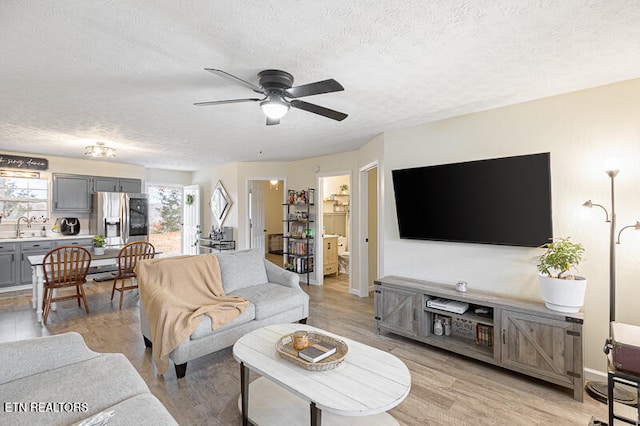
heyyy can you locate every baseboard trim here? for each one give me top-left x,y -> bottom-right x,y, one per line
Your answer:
0,284 -> 31,293
584,367 -> 607,383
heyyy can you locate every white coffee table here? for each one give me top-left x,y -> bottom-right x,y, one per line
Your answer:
232,323 -> 411,426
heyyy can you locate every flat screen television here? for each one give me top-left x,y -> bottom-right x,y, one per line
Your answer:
391,152 -> 552,247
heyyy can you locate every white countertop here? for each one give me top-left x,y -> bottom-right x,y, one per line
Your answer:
0,234 -> 94,243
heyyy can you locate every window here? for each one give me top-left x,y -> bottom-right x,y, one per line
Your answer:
0,177 -> 49,221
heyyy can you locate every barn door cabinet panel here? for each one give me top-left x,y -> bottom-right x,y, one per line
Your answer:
374,275 -> 584,401
374,283 -> 419,338
501,310 -> 581,388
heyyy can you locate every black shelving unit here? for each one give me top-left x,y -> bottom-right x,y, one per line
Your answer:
283,189 -> 315,285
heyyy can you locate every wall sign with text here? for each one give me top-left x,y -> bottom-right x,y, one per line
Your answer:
0,155 -> 49,170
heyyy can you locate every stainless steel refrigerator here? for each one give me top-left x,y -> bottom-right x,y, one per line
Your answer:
89,192 -> 149,247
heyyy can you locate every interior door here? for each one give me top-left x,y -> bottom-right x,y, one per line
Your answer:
249,181 -> 266,255
182,185 -> 200,255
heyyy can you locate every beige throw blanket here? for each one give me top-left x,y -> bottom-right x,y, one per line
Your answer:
136,254 -> 249,375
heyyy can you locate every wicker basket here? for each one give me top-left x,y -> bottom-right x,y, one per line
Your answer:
276,331 -> 348,371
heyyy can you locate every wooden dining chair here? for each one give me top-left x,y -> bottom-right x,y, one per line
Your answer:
112,241 -> 155,309
42,246 -> 92,324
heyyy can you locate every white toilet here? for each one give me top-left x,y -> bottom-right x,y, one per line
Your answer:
337,236 -> 349,274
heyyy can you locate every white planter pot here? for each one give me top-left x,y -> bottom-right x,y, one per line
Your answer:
94,247 -> 105,256
538,273 -> 587,313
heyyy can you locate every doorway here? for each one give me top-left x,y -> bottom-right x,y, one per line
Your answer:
147,184 -> 184,257
358,163 -> 379,297
319,173 -> 351,291
248,179 -> 284,265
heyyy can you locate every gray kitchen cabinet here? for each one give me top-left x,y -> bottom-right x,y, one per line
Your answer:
93,176 -> 119,192
55,238 -> 93,251
1,238 -> 94,290
118,178 -> 142,193
52,174 -> 92,213
0,242 -> 18,288
19,240 -> 54,285
93,176 -> 142,193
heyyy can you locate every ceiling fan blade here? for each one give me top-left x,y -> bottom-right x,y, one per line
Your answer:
285,79 -> 344,98
266,117 -> 280,126
204,68 -> 264,94
193,98 -> 261,106
290,100 -> 348,121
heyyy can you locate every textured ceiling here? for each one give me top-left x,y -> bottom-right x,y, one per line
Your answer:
1,1 -> 640,171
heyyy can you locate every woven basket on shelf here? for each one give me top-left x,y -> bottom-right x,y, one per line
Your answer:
276,331 -> 348,371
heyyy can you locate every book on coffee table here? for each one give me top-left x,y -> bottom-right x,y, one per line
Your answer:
298,342 -> 337,363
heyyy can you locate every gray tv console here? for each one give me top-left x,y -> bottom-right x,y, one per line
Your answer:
374,275 -> 584,401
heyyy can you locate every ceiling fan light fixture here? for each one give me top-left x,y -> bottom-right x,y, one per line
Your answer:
198,68 -> 347,125
85,141 -> 116,158
260,98 -> 290,119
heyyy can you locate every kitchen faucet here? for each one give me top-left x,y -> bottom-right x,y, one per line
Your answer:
16,216 -> 32,238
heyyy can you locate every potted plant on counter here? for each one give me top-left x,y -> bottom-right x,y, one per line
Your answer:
93,234 -> 106,256
537,237 -> 587,313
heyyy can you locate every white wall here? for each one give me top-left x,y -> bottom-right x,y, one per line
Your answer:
145,168 -> 192,186
322,175 -> 349,199
382,78 -> 640,373
195,151 -> 368,289
0,150 -> 146,179
192,162 -> 240,239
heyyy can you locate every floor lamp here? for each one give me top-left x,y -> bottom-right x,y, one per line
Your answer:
583,166 -> 640,406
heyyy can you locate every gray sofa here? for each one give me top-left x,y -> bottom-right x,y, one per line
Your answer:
139,249 -> 310,378
0,332 -> 176,426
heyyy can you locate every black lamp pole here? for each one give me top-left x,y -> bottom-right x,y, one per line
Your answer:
607,169 -> 618,324
583,168 -> 640,408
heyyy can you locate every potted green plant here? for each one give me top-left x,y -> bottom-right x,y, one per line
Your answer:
93,234 -> 106,255
537,237 -> 587,313
340,184 -> 349,195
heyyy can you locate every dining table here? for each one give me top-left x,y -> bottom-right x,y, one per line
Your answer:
28,248 -> 124,323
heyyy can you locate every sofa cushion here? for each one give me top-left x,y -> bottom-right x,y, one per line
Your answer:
72,394 -> 177,426
0,332 -> 99,386
0,353 -> 150,425
230,283 -> 307,320
215,250 -> 269,294
190,302 -> 256,340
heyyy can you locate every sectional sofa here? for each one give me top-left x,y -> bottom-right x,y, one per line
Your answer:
0,332 -> 176,425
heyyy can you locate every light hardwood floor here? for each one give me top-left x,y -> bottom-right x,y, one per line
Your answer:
0,272 -> 609,425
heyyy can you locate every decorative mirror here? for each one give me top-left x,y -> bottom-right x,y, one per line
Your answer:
210,180 -> 232,226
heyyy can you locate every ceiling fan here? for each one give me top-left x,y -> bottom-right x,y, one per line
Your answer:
194,69 -> 348,125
